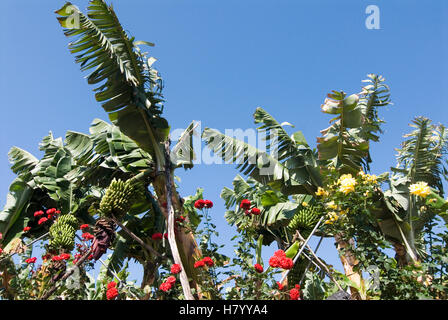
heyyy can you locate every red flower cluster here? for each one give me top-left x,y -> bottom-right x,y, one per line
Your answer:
276,281 -> 284,290
289,285 -> 301,300
240,199 -> 261,217
254,263 -> 264,273
194,199 -> 213,209
194,257 -> 214,268
34,208 -> 60,226
52,253 -> 71,261
194,260 -> 205,268
171,264 -> 182,274
268,250 -> 293,270
34,210 -> 44,218
159,275 -> 176,292
42,253 -> 51,261
25,257 -> 37,264
82,232 -> 94,241
152,233 -> 163,240
106,281 -> 118,300
23,226 -> 31,232
240,199 -> 251,210
46,208 -> 60,219
80,224 -> 89,230
38,217 -> 48,225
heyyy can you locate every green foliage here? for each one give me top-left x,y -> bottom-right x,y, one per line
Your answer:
203,108 -> 320,196
317,75 -> 391,175
56,1 -> 169,169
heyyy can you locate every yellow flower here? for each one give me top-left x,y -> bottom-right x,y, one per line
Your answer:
315,187 -> 329,197
364,174 -> 378,184
409,181 -> 431,198
325,201 -> 338,210
363,191 -> 370,197
358,170 -> 366,177
338,174 -> 357,194
339,208 -> 349,215
302,202 -> 309,207
324,211 -> 339,225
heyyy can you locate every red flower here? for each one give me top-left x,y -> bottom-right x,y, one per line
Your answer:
204,200 -> 213,208
42,253 -> 51,261
240,199 -> 251,210
60,253 -> 71,260
106,287 -> 119,300
274,250 -> 286,258
80,224 -> 89,230
52,255 -> 63,262
202,257 -> 214,267
55,210 -> 61,215
194,199 -> 206,209
171,264 -> 182,274
166,276 -> 176,284
159,282 -> 172,292
46,208 -> 56,215
38,217 -> 48,225
194,260 -> 205,268
88,254 -> 94,260
107,281 -> 117,289
251,208 -> 261,215
164,233 -> 168,239
276,281 -> 284,290
34,210 -> 44,217
151,233 -> 163,240
23,226 -> 31,232
25,257 -> 37,264
279,257 -> 294,270
289,287 -> 301,300
244,210 -> 251,216
254,263 -> 264,273
82,232 -> 94,241
269,255 -> 281,268
175,216 -> 186,224
0,248 -> 3,255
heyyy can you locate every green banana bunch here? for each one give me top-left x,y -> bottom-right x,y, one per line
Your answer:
49,214 -> 78,251
288,205 -> 320,237
99,178 -> 144,219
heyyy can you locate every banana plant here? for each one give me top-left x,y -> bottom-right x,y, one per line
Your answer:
377,118 -> 448,264
204,74 -> 394,297
55,0 -> 204,297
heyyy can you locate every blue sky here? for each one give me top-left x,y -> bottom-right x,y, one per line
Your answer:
0,0 -> 447,286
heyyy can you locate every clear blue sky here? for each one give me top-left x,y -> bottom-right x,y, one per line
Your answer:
0,0 -> 447,285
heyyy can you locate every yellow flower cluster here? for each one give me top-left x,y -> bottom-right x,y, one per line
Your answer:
325,201 -> 338,210
338,174 -> 357,194
315,187 -> 329,197
409,181 -> 431,198
324,211 -> 339,224
358,170 -> 378,184
324,208 -> 349,225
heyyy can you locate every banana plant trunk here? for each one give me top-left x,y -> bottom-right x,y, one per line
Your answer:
334,234 -> 362,300
152,148 -> 203,299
